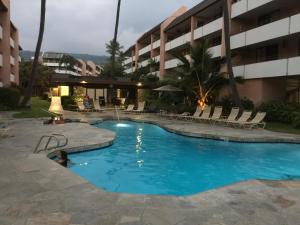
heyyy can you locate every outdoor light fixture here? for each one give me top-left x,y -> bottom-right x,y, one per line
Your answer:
137,82 -> 142,87
80,81 -> 87,84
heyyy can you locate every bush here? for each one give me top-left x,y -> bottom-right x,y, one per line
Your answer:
216,96 -> 254,115
0,87 -> 21,110
61,96 -> 76,110
258,102 -> 300,128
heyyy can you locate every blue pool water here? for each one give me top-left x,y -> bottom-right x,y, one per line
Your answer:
68,121 -> 300,196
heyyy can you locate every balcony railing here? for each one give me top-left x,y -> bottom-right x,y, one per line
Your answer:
10,56 -> 15,66
231,13 -> 300,49
149,71 -> 160,77
139,59 -> 150,68
194,17 -> 223,40
209,45 -> 221,58
0,25 -> 3,39
10,37 -> 15,48
165,32 -> 191,51
10,74 -> 15,82
123,57 -> 132,65
139,44 -> 151,56
43,62 -> 60,67
231,0 -> 274,18
165,45 -> 220,69
152,40 -> 160,49
124,67 -> 135,74
233,56 -> 300,79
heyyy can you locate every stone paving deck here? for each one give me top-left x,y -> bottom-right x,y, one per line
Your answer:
0,111 -> 300,225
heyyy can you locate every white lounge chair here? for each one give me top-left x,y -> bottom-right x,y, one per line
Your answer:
243,112 -> 266,129
195,106 -> 212,122
178,106 -> 202,120
215,107 -> 240,124
208,106 -> 223,124
93,101 -> 103,112
132,101 -> 145,113
124,104 -> 135,113
227,111 -> 252,127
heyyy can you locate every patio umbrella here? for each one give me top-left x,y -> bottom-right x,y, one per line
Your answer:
153,85 -> 183,92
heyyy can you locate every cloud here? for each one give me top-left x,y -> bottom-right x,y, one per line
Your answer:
11,0 -> 201,55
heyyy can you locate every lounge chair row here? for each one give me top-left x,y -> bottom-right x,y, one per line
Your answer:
77,101 -> 103,112
162,106 -> 266,129
124,102 -> 146,113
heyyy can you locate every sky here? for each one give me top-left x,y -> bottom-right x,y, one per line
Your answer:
11,0 -> 201,56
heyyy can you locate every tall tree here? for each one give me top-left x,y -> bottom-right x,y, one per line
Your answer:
111,0 -> 122,75
222,0 -> 242,108
21,0 -> 47,107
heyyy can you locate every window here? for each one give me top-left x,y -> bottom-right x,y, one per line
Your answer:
256,44 -> 279,62
257,10 -> 280,26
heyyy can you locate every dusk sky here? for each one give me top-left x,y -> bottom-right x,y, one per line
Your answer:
11,0 -> 201,56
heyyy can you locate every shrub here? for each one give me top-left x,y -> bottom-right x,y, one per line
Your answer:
0,87 -> 21,110
216,96 -> 254,115
258,102 -> 300,128
61,96 -> 76,110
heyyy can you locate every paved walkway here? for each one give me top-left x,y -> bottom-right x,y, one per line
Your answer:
0,112 -> 300,225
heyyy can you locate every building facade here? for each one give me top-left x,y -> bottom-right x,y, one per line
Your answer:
40,52 -> 103,77
123,0 -> 300,105
0,0 -> 20,87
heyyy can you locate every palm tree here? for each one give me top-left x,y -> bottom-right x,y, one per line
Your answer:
21,0 -> 47,107
222,0 -> 242,108
173,41 -> 228,108
111,0 -> 122,74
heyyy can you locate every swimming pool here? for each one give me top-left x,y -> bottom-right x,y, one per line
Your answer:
68,120 -> 300,196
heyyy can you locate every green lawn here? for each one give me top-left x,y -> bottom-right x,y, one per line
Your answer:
13,97 -> 52,118
266,122 -> 300,135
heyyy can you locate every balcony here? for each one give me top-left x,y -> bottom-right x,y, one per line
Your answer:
194,17 -> 223,40
153,55 -> 160,62
139,44 -> 151,56
0,54 -> 2,67
231,0 -> 274,18
165,32 -> 191,51
10,74 -> 15,82
123,57 -> 132,65
231,13 -> 300,49
10,56 -> 15,66
124,67 -> 136,74
0,25 -> 3,39
152,40 -> 160,49
10,37 -> 15,48
209,45 -> 221,58
164,45 -> 220,70
43,62 -> 60,67
233,56 -> 300,79
149,71 -> 160,77
139,59 -> 150,68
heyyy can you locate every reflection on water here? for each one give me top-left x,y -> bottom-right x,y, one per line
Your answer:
136,127 -> 144,167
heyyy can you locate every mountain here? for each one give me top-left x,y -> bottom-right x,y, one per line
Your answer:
20,50 -> 108,65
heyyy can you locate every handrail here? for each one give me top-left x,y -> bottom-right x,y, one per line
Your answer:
34,133 -> 68,153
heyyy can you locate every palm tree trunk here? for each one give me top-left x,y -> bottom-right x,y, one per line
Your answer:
108,0 -> 121,105
222,0 -> 242,108
21,0 -> 47,108
111,0 -> 122,74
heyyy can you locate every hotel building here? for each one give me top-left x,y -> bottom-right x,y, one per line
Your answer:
123,0 -> 300,105
0,0 -> 21,87
40,52 -> 103,77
